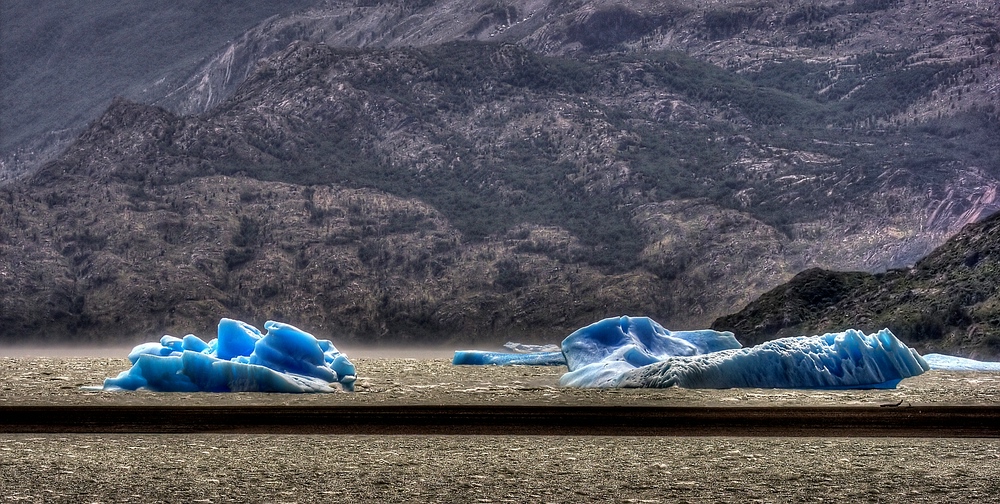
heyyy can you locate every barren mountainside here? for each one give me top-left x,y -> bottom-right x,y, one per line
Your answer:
1,0 -> 999,347
5,0 -> 999,178
0,0 -> 317,181
713,210 -> 1000,358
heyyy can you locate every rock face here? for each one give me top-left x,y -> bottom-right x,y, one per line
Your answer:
6,0 -> 1000,178
713,211 -> 1000,359
0,0 -> 318,182
1,0 -> 999,347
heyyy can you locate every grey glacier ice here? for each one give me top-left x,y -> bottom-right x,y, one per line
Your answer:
102,319 -> 356,392
559,316 -> 930,389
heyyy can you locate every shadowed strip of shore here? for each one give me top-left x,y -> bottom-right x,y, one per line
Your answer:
2,405 -> 1000,436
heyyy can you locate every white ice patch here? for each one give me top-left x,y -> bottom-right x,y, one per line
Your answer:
503,342 -> 562,354
922,353 -> 1000,372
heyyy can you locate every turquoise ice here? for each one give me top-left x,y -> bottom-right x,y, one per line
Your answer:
452,350 -> 566,366
103,319 -> 356,393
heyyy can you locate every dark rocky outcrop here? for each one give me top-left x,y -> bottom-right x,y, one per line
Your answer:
714,211 -> 1000,358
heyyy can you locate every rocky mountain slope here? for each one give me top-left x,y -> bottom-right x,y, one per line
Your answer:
6,0 -> 999,179
713,210 -> 1000,359
0,0 -> 316,182
1,0 -> 999,346
163,0 -> 1000,119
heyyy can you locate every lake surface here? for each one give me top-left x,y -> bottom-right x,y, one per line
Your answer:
2,434 -> 998,503
1,356 -> 999,502
1,356 -> 999,407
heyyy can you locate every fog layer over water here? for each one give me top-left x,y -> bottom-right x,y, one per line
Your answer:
0,344 -> 460,359
0,345 -> 142,358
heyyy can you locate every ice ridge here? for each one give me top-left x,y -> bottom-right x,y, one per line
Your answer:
103,319 -> 356,393
559,317 -> 930,389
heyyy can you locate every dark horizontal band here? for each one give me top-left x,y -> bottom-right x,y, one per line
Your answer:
2,405 -> 998,437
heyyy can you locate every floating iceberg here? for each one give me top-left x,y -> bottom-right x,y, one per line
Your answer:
922,353 -> 1000,372
452,350 -> 566,366
103,319 -> 356,393
559,316 -> 929,389
503,342 -> 562,354
452,341 -> 566,366
560,316 -> 742,372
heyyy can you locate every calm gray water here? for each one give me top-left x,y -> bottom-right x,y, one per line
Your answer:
1,357 -> 999,502
2,356 -> 999,406
2,434 -> 998,503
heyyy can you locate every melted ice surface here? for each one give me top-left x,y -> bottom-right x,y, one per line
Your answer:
103,319 -> 356,393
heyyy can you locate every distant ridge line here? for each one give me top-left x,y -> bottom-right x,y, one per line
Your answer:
2,405 -> 999,437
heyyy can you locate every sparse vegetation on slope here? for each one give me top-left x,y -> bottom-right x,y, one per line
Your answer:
1,0 -> 999,349
713,211 -> 1000,358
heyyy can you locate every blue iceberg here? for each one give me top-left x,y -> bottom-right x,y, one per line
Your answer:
922,353 -> 1000,372
452,350 -> 566,366
453,340 -> 567,366
560,316 -> 742,372
559,316 -> 929,389
103,319 -> 356,393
